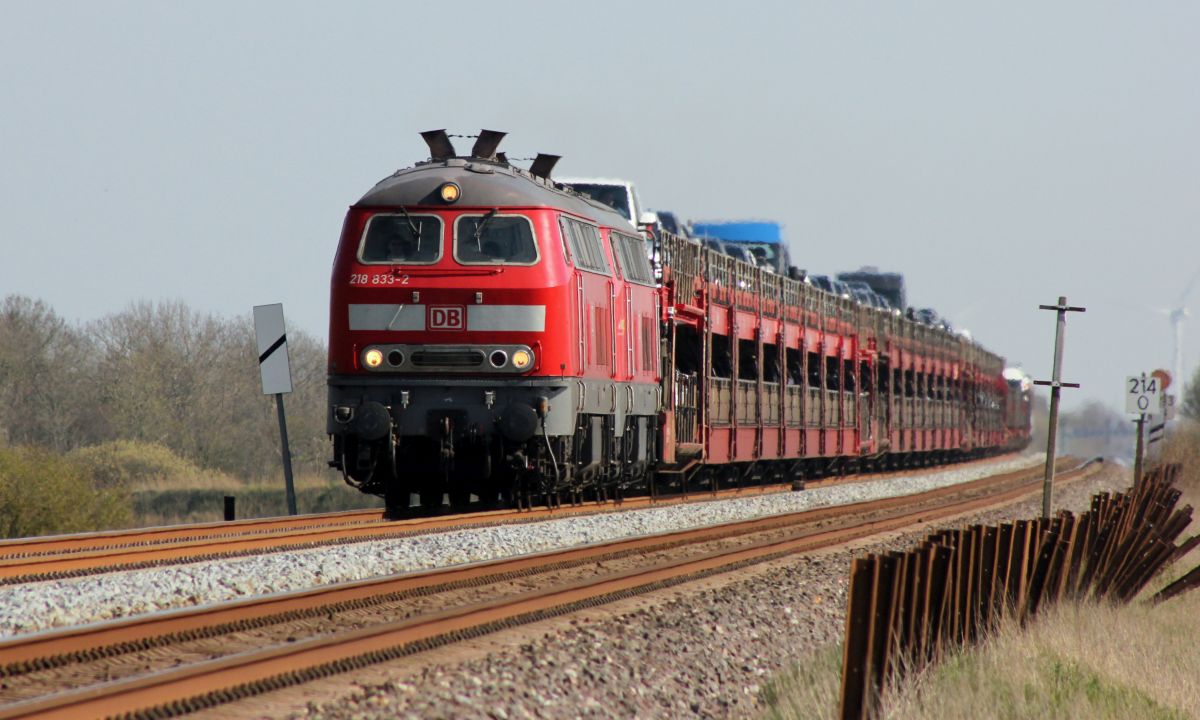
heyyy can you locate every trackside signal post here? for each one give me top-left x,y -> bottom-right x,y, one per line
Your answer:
254,303 -> 298,516
1034,296 -> 1085,520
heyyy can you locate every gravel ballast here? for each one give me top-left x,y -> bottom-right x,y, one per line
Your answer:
0,456 -> 1043,637
287,462 -> 1129,720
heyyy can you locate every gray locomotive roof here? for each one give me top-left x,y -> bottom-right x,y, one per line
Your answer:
355,159 -> 637,232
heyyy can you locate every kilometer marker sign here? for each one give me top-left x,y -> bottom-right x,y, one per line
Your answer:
1126,373 -> 1160,416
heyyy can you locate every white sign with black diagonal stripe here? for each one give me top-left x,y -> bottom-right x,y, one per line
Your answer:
254,303 -> 293,395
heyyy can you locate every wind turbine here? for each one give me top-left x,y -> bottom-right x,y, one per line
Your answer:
1167,267 -> 1200,404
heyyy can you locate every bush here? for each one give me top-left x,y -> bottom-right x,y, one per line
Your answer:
0,446 -> 131,538
67,440 -> 240,491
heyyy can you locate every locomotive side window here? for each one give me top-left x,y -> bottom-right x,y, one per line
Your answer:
610,232 -> 655,286
557,217 -> 574,265
562,217 -> 612,276
359,213 -> 443,264
454,214 -> 539,265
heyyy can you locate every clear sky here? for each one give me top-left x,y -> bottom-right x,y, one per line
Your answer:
2,2 -> 1197,412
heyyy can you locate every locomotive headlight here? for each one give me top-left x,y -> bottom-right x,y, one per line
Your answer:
363,348 -> 384,369
439,182 -> 461,203
511,349 -> 532,370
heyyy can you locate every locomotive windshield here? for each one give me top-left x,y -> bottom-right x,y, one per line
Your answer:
454,214 -> 538,265
359,213 -> 442,264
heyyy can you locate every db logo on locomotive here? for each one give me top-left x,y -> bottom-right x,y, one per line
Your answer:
428,305 -> 466,330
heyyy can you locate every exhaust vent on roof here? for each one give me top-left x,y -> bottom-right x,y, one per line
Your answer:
420,129 -> 457,161
471,130 -> 506,160
529,153 -> 561,179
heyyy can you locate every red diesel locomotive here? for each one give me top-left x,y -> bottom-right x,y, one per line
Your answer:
327,130 -> 1031,514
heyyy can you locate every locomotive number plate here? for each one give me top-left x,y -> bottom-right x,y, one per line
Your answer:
428,305 -> 466,331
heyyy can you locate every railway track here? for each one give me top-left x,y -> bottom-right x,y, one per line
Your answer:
0,454 -> 1016,584
0,457 -> 1095,720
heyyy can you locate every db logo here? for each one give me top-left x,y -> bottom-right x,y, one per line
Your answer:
428,306 -> 466,330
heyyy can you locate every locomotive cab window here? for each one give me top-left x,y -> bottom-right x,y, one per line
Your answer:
359,213 -> 443,264
610,231 -> 655,286
454,213 -> 539,265
560,216 -> 612,276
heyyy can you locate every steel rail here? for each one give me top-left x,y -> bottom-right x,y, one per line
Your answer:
0,483 -> 799,582
0,453 -> 1018,564
0,508 -> 389,558
0,455 -> 1023,582
0,459 -> 1094,720
0,457 -> 1079,674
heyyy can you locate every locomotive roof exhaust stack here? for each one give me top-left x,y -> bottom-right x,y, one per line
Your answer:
420,129 -> 457,162
471,129 -> 506,160
528,153 -> 561,180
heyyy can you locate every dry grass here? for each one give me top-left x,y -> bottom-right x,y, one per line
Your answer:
67,439 -> 344,493
761,424 -> 1200,720
764,588 -> 1200,720
760,646 -> 845,720
880,592 -> 1199,719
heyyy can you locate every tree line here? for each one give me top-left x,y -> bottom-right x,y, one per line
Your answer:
4,291 -> 1199,481
0,295 -> 329,480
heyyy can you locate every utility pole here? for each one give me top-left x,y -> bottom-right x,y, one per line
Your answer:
1034,296 -> 1085,520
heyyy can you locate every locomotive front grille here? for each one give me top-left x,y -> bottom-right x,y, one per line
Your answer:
410,349 -> 486,367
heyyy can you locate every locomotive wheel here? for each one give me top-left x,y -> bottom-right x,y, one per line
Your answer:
449,487 -> 472,507
419,481 -> 445,510
383,487 -> 411,518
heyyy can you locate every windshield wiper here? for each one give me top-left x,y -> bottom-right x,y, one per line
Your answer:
396,205 -> 423,251
473,208 -> 498,251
